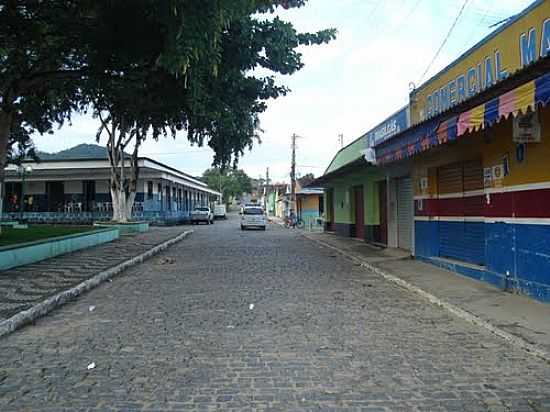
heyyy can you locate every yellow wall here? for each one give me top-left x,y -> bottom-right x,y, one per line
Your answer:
299,195 -> 320,212
413,105 -> 550,194
411,1 -> 550,124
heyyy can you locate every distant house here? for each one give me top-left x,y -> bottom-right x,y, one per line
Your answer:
2,144 -> 221,225
296,178 -> 323,222
265,183 -> 288,218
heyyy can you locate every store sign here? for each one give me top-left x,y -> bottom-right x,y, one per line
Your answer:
366,106 -> 410,148
513,111 -> 541,143
410,1 -> 550,124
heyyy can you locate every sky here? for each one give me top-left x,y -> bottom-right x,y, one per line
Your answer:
32,0 -> 535,183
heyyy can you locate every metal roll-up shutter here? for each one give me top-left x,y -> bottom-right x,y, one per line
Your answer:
438,163 -> 464,261
438,163 -> 463,194
397,177 -> 413,251
462,160 -> 485,265
438,161 -> 486,265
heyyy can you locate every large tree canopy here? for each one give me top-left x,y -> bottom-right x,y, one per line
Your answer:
0,0 -> 335,223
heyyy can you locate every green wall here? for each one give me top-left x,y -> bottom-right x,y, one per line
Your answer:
324,168 -> 383,226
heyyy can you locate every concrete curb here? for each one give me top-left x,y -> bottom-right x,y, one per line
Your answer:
302,232 -> 550,364
0,230 -> 193,338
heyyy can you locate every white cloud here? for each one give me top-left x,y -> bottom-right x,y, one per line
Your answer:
30,0 -> 537,182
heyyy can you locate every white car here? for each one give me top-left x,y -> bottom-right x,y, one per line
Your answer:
191,207 -> 214,225
241,206 -> 267,230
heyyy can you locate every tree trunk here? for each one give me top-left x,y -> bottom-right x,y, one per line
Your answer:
110,187 -> 120,222
0,110 -> 14,235
125,191 -> 136,221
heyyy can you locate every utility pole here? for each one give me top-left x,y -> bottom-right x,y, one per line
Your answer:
290,133 -> 301,217
265,167 -> 270,214
338,133 -> 344,148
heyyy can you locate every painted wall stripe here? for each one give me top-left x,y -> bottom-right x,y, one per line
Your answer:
415,216 -> 550,225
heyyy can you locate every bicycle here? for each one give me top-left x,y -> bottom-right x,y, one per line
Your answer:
284,215 -> 304,229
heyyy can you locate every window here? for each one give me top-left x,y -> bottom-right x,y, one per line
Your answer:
147,181 -> 153,200
243,207 -> 264,215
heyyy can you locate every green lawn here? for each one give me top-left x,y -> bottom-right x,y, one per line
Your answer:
0,225 -> 96,248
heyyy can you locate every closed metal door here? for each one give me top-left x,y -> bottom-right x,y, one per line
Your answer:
397,177 -> 413,251
378,180 -> 388,245
438,160 -> 485,265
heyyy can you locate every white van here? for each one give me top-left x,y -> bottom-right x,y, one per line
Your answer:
214,204 -> 227,219
241,206 -> 267,230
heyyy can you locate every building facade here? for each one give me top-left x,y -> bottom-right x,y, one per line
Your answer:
315,107 -> 409,244
2,145 -> 221,225
314,0 -> 550,302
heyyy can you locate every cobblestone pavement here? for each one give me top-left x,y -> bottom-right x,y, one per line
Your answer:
1,216 -> 549,411
0,226 -> 189,322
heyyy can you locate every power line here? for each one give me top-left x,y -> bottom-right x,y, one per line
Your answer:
417,0 -> 472,84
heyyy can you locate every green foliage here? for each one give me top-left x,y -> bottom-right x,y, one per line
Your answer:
202,168 -> 253,204
1,0 -> 336,169
185,6 -> 336,167
6,130 -> 38,166
0,225 -> 94,248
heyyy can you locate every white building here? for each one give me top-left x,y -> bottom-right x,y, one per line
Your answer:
2,144 -> 221,224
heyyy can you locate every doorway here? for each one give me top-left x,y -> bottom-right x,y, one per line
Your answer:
326,189 -> 335,231
397,177 -> 413,251
83,180 -> 96,212
46,181 -> 64,212
354,185 -> 365,240
378,180 -> 388,245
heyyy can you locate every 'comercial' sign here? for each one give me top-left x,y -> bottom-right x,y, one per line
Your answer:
411,0 -> 550,124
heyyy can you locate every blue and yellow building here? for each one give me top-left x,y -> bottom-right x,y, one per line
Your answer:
315,0 -> 550,302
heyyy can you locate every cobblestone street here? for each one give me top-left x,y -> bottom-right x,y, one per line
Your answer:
0,216 -> 549,411
0,226 -> 189,322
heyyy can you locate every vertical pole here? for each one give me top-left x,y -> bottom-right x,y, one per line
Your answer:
291,134 -> 296,217
218,170 -> 222,204
119,145 -> 124,221
19,170 -> 25,222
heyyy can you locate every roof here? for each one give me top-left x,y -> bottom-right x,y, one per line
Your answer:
309,157 -> 371,187
324,134 -> 368,175
296,187 -> 324,195
32,144 -> 208,187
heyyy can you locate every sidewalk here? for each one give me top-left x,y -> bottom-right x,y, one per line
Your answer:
303,231 -> 550,358
0,226 -> 191,335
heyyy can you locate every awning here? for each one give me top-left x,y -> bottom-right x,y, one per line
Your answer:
457,72 -> 550,135
306,157 -> 370,188
375,70 -> 550,164
375,119 -> 439,164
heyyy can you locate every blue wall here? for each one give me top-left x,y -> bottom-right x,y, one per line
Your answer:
415,220 -> 550,303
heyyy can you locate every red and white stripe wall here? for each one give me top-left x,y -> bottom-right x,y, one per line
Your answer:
412,104 -> 550,302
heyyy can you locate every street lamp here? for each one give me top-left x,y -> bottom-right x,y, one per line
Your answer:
17,165 -> 33,222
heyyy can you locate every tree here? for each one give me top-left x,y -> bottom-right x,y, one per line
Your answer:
186,7 -> 336,167
0,1 -> 92,231
202,168 -> 253,205
89,1 -> 334,221
1,0 -> 335,224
